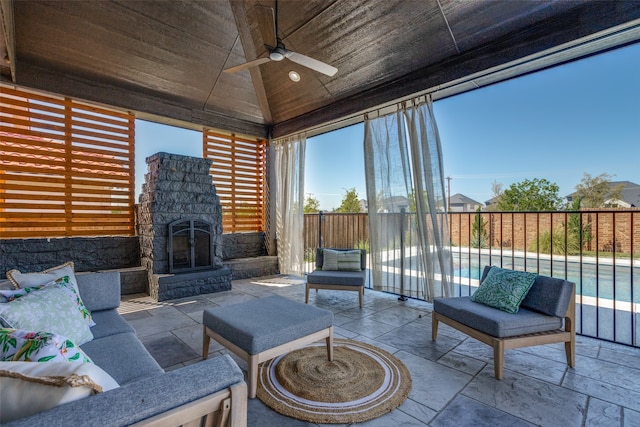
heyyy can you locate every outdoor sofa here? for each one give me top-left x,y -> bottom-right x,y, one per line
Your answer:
1,268 -> 247,426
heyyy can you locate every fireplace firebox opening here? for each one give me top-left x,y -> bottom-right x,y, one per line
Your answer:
168,219 -> 214,273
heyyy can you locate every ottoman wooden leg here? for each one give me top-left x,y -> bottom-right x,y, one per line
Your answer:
202,328 -> 211,360
248,354 -> 259,399
326,331 -> 334,362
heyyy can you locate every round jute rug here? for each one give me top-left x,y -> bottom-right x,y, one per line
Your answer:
256,338 -> 412,424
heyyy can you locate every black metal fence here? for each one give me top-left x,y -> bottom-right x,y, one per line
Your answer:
304,210 -> 639,347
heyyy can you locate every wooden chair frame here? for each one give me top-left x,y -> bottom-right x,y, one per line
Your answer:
133,382 -> 247,427
432,292 -> 575,380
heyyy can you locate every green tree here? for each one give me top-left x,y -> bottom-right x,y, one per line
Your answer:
573,173 -> 624,208
470,207 -> 489,248
566,197 -> 592,252
486,180 -> 504,212
496,178 -> 562,211
335,188 -> 362,213
303,195 -> 321,213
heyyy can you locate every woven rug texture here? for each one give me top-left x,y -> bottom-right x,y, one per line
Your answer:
256,338 -> 412,424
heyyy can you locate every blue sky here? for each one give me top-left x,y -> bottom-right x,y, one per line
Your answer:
136,42 -> 639,209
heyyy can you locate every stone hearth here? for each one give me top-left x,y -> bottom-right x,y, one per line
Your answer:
136,152 -> 232,301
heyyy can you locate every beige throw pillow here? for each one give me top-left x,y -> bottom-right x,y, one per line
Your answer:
0,361 -> 119,423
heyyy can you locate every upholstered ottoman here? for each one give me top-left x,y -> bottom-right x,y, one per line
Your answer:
203,295 -> 334,398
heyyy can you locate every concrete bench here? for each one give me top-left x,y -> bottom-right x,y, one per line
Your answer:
432,266 -> 575,380
202,295 -> 333,398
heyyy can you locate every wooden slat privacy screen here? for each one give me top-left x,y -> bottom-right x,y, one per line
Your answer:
0,87 -> 135,238
203,130 -> 266,233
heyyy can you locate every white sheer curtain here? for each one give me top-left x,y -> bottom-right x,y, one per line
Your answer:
364,96 -> 453,301
272,133 -> 306,275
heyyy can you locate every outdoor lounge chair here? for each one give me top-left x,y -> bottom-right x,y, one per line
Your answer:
306,248 -> 367,308
432,265 -> 575,379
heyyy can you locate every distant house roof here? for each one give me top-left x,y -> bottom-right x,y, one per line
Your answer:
566,181 -> 640,207
485,196 -> 498,206
376,195 -> 409,213
449,193 -> 482,206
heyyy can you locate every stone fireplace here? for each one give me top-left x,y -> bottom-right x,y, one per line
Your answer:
137,152 -> 232,301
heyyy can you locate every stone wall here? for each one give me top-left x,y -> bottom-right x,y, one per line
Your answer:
222,232 -> 267,260
137,152 -> 224,275
0,236 -> 140,279
136,152 -> 231,300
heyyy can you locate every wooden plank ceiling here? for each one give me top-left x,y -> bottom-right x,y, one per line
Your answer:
1,0 -> 639,139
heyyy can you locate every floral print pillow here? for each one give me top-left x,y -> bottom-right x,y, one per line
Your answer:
0,276 -> 95,328
0,328 -> 92,363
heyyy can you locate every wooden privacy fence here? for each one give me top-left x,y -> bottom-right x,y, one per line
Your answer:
203,130 -> 266,233
303,212 -> 368,250
450,210 -> 639,254
1,86 -> 135,238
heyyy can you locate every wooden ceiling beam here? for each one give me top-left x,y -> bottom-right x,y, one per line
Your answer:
0,0 -> 16,81
229,0 -> 273,126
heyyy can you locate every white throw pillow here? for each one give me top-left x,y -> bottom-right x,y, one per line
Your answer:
0,361 -> 119,423
7,261 -> 77,291
0,280 -> 94,345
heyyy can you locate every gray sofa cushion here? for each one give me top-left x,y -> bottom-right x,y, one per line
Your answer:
203,295 -> 333,354
6,354 -> 243,427
480,266 -> 574,317
76,272 -> 121,312
80,332 -> 163,385
433,296 -> 562,338
89,309 -> 135,339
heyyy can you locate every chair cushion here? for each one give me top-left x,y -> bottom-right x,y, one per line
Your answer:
76,272 -> 121,312
434,296 -> 562,338
480,266 -> 575,317
307,270 -> 366,287
203,295 -> 333,354
80,332 -> 163,385
88,310 -> 135,339
522,275 -> 575,317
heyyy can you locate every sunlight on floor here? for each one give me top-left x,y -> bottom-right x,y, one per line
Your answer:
249,276 -> 305,287
118,295 -> 172,315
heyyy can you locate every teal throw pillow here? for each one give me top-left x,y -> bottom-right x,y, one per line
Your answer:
471,267 -> 537,314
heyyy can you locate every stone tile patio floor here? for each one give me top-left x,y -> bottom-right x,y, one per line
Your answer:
118,275 -> 640,427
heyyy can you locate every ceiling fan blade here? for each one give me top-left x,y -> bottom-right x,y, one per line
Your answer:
255,5 -> 277,48
224,57 -> 271,74
287,51 -> 338,77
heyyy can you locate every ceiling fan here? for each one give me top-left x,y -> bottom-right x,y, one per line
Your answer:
224,2 -> 338,77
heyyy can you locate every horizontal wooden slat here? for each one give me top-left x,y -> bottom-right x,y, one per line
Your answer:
203,130 -> 265,234
1,87 -> 135,238
0,229 -> 134,238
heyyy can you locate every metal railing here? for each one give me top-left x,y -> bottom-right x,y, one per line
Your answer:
304,210 -> 640,347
